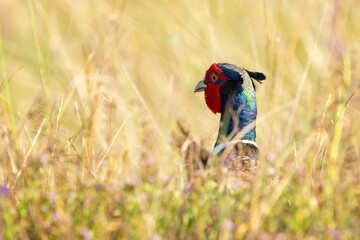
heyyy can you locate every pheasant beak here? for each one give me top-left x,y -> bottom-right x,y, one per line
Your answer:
194,78 -> 207,93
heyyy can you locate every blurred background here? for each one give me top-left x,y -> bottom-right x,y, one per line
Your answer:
0,0 -> 359,239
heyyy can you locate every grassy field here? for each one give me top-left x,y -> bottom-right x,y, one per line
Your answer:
1,0 -> 360,239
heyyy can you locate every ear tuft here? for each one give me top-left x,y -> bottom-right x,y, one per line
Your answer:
245,70 -> 266,83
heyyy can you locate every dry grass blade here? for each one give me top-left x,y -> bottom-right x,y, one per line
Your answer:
249,132 -> 317,235
94,116 -> 129,175
284,3 -> 329,144
12,118 -> 46,188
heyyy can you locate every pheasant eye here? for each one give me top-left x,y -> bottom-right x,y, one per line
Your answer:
210,73 -> 218,82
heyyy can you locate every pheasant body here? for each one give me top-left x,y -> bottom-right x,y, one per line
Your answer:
194,63 -> 265,176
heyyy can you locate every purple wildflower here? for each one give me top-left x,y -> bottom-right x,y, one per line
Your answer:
224,218 -> 235,231
40,205 -> 47,212
153,234 -> 162,240
78,226 -> 93,240
161,174 -> 170,183
52,212 -> 59,222
127,177 -> 138,187
0,185 -> 10,197
40,154 -> 48,165
232,180 -> 240,190
146,156 -> 155,166
94,184 -> 103,192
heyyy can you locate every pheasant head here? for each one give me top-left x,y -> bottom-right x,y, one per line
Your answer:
194,63 -> 266,151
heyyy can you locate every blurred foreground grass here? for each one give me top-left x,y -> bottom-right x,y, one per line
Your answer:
0,0 -> 360,239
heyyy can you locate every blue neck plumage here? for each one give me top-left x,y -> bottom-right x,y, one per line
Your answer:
214,86 -> 257,148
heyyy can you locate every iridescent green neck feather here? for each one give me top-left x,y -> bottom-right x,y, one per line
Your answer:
214,77 -> 257,148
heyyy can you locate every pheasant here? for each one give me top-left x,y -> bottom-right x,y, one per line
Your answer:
194,63 -> 266,178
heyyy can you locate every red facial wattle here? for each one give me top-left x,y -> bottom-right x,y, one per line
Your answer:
204,83 -> 222,113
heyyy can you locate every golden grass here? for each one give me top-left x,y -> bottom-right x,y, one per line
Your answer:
0,0 -> 360,239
